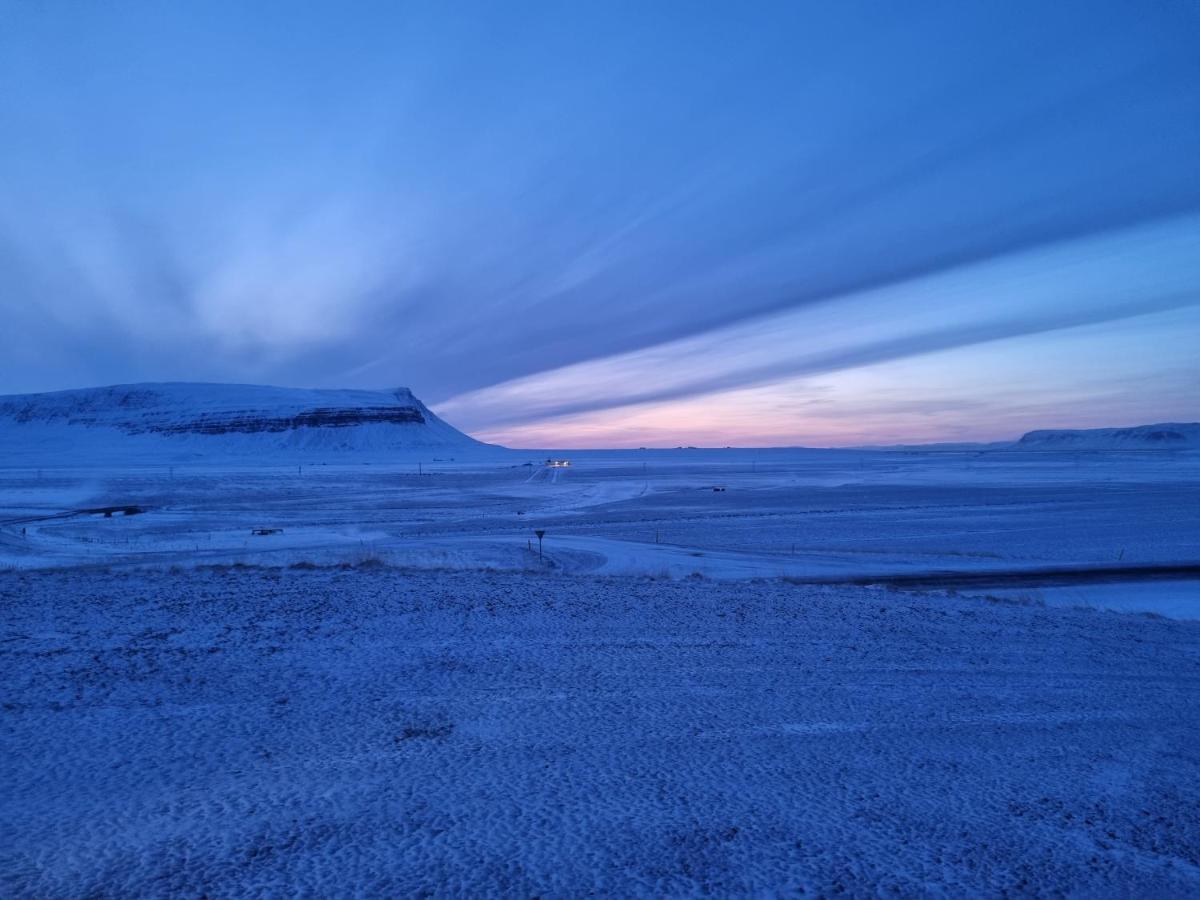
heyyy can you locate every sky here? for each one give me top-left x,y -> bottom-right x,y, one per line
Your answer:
0,0 -> 1197,447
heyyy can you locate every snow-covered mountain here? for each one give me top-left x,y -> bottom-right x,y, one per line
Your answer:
848,422 -> 1200,452
1016,422 -> 1200,450
0,383 -> 491,459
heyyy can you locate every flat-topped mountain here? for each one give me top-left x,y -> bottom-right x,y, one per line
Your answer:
1017,422 -> 1200,450
0,383 -> 489,457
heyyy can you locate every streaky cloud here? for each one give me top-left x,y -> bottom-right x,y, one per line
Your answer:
436,214 -> 1200,431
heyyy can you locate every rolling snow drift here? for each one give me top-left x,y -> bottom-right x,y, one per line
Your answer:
0,383 -> 490,458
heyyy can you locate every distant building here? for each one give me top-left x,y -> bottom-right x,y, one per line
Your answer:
546,459 -> 571,468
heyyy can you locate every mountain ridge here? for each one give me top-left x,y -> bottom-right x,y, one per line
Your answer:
1016,422 -> 1200,450
858,422 -> 1200,452
0,382 -> 490,457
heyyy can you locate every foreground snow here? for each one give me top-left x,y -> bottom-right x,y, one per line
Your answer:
3,567 -> 1198,895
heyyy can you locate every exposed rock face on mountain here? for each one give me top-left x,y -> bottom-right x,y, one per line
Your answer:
145,405 -> 427,435
1016,423 -> 1200,450
0,383 -> 490,457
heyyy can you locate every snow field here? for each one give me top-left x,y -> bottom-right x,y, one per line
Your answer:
2,449 -> 1197,619
2,567 -> 1199,896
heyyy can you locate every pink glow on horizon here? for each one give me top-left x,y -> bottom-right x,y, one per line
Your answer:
457,306 -> 1200,448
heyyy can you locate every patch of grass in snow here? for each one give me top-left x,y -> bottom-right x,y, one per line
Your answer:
394,721 -> 455,743
980,592 -> 1046,608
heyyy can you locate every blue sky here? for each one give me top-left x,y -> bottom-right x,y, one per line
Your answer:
1,1 -> 1197,445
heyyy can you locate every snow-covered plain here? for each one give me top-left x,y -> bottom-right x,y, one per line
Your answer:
3,566 -> 1199,896
2,447 -> 1197,617
3,444 -> 1199,894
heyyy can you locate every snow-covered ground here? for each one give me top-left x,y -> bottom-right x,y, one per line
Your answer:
3,447 -> 1199,894
2,447 -> 1197,617
3,567 -> 1198,895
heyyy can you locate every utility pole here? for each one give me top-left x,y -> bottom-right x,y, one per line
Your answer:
535,529 -> 546,560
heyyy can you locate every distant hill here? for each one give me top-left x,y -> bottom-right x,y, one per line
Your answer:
855,423 -> 1200,452
0,383 -> 491,459
1015,422 -> 1200,450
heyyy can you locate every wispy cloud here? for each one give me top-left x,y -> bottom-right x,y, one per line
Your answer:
477,305 -> 1200,448
436,215 -> 1200,433
0,1 -> 1197,442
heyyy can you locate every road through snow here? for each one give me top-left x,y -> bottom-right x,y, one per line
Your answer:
3,448 -> 1197,617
